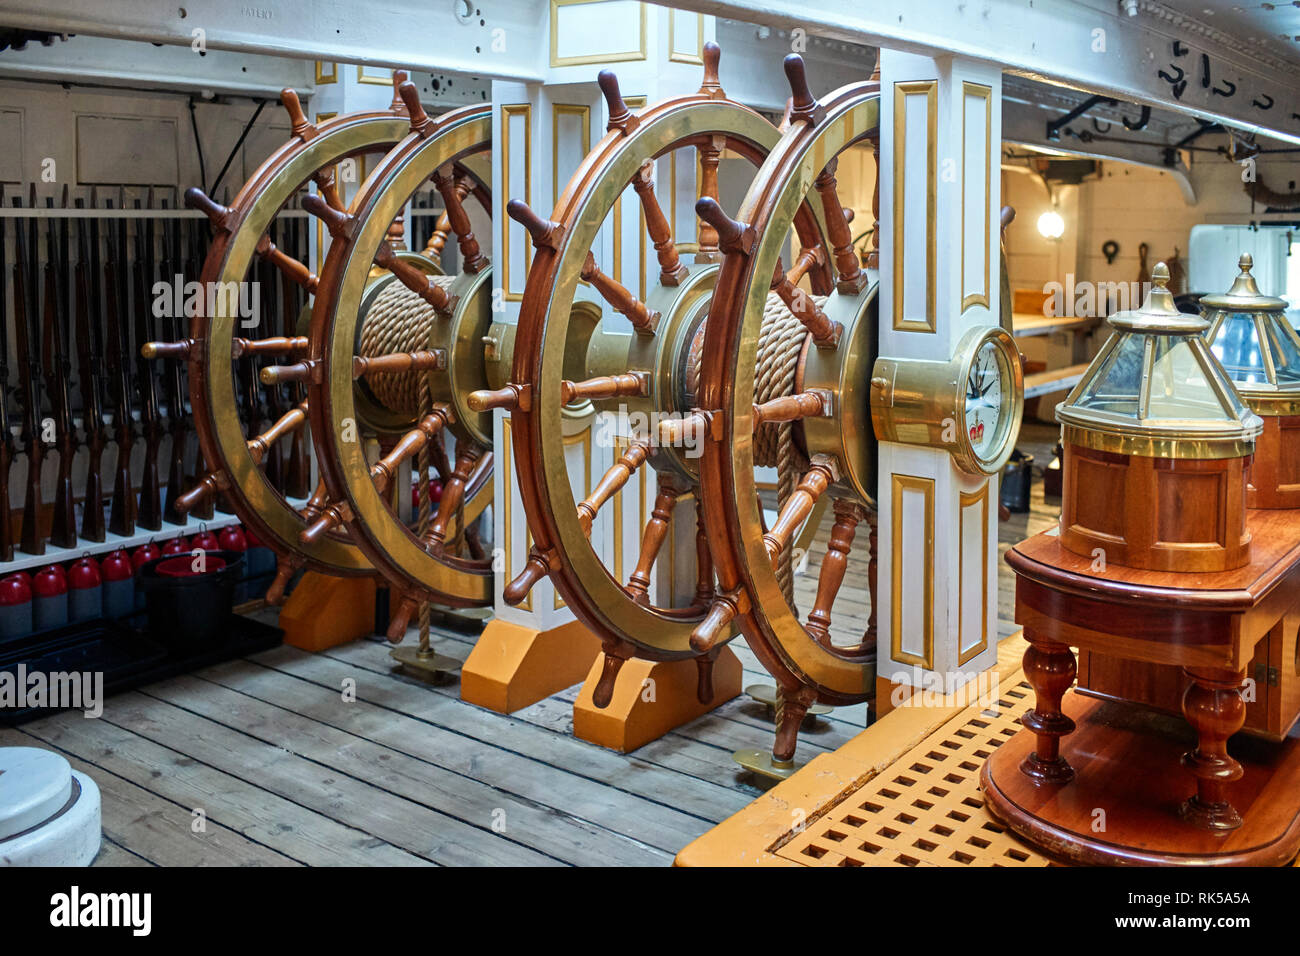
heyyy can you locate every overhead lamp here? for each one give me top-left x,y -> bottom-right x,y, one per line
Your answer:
1037,209 -> 1066,241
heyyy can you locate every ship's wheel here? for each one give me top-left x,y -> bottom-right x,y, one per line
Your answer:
144,75 -> 423,603
471,45 -> 839,707
276,83 -> 495,641
691,59 -> 883,772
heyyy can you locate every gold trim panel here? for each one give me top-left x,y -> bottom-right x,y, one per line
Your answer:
315,61 -> 337,84
892,80 -> 937,333
957,483 -> 989,666
501,103 -> 532,302
890,474 -> 935,671
357,65 -> 393,86
668,12 -> 705,64
959,82 -> 992,314
550,0 -> 648,68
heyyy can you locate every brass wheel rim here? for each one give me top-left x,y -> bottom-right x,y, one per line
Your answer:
197,111 -> 411,575
310,105 -> 494,606
699,84 -> 881,701
514,97 -> 794,659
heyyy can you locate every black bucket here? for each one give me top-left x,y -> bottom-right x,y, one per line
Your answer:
137,550 -> 244,654
1000,451 -> 1034,514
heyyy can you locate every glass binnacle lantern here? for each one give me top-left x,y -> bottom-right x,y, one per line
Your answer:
1202,253 -> 1300,509
1055,262 -> 1263,572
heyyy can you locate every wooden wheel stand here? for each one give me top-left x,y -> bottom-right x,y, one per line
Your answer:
985,512 -> 1300,866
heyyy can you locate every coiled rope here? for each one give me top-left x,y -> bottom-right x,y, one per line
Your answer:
358,275 -> 457,414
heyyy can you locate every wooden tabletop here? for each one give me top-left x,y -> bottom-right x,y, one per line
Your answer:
1011,312 -> 1101,338
1008,508 -> 1300,613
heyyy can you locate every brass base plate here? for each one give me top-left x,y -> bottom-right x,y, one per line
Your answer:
389,645 -> 461,680
733,748 -> 799,782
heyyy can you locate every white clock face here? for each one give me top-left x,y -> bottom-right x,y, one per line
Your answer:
965,339 -> 1007,461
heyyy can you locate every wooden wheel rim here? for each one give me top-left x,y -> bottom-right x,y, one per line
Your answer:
698,84 -> 881,701
194,111 -> 410,576
309,105 -> 494,607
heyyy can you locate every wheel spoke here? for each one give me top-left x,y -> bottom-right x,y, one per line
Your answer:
578,441 -> 650,536
581,252 -> 660,334
763,456 -> 836,564
632,161 -> 688,285
626,474 -> 683,605
805,498 -> 866,647
247,400 -> 309,467
771,258 -> 841,348
812,158 -> 867,295
369,407 -> 452,496
431,165 -> 487,273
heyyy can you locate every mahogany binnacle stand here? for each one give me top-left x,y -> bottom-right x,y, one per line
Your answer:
983,511 -> 1300,866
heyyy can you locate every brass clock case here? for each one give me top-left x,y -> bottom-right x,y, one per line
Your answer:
872,325 -> 1024,477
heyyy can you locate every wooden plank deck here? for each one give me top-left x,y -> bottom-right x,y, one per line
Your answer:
1,424 -> 1062,866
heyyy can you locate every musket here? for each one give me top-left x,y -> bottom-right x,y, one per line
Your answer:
11,193 -> 45,555
181,208 -> 216,519
42,200 -> 78,548
160,203 -> 189,525
104,196 -> 136,537
132,198 -> 163,531
74,197 -> 107,542
0,184 -> 13,562
283,206 -> 311,498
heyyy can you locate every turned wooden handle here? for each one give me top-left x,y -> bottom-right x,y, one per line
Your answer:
300,502 -> 350,545
504,552 -> 549,606
695,197 -> 753,255
247,402 -> 308,465
468,383 -> 529,413
141,339 -> 193,360
698,40 -> 722,97
753,391 -> 826,426
302,192 -> 353,240
232,336 -> 308,358
772,260 -> 841,348
175,470 -> 221,514
386,596 -> 418,643
580,252 -> 657,333
264,557 -> 300,606
560,373 -> 645,404
506,199 -> 564,249
261,361 -> 314,385
281,88 -> 315,140
691,597 -> 736,653
598,69 -> 637,133
352,349 -> 443,379
784,54 -> 822,124
185,187 -> 231,232
397,80 -> 432,133
658,411 -> 708,445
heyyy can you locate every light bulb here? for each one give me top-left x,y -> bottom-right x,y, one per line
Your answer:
1037,210 -> 1065,240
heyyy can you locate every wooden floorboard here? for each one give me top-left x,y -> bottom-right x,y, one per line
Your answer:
9,435 -> 1063,865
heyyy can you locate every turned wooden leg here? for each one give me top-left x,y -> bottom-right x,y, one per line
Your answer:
1019,627 -> 1076,783
1179,666 -> 1246,831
